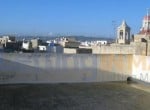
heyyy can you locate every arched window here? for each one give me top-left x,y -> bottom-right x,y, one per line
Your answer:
125,32 -> 128,40
120,30 -> 123,39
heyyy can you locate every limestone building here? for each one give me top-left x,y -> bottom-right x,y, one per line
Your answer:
92,10 -> 150,56
0,36 -> 15,45
134,10 -> 150,42
116,20 -> 130,44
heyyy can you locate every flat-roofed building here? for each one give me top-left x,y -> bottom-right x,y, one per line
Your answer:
0,36 -> 16,45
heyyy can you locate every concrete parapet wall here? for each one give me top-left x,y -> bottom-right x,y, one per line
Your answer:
132,55 -> 150,83
0,53 -> 149,84
0,53 -> 132,84
98,54 -> 132,74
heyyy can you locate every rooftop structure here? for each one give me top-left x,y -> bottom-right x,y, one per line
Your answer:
59,37 -> 80,48
116,20 -> 130,44
139,9 -> 150,35
0,36 -> 16,45
134,9 -> 150,42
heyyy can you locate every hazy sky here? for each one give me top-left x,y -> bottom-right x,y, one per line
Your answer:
0,0 -> 150,37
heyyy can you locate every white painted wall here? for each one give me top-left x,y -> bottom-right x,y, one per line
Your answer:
132,55 -> 150,83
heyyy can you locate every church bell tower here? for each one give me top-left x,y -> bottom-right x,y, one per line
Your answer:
116,20 -> 131,44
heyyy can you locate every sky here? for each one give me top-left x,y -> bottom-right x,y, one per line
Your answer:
0,0 -> 150,37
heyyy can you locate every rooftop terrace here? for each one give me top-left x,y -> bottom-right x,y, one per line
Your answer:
0,82 -> 150,110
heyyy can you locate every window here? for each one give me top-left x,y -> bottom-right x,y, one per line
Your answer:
120,30 -> 123,39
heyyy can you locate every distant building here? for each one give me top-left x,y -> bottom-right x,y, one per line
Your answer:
64,48 -> 92,54
38,45 -> 47,52
134,10 -> 150,42
96,40 -> 107,45
3,41 -> 22,52
116,20 -> 130,44
59,37 -> 80,48
22,39 -> 34,52
47,45 -> 63,53
92,9 -> 150,56
38,42 -> 49,52
0,36 -> 15,45
31,38 -> 42,49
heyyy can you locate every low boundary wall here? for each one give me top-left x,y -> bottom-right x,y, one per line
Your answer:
0,54 -> 132,84
132,55 -> 150,83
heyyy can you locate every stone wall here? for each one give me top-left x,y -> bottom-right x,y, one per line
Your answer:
92,42 -> 147,56
132,42 -> 147,55
147,40 -> 150,56
0,53 -> 132,84
92,44 -> 134,54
